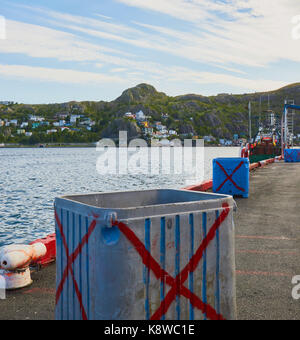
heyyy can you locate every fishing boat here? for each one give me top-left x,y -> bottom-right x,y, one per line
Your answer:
249,109 -> 282,163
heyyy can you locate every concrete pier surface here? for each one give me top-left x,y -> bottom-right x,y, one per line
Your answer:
0,161 -> 299,320
235,162 -> 300,320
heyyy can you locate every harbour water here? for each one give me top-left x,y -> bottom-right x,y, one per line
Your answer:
0,147 -> 240,246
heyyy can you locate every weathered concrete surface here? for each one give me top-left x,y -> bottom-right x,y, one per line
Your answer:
0,264 -> 55,320
235,162 -> 300,320
0,161 -> 299,320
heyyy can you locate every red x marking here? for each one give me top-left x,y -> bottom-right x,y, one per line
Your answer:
285,151 -> 300,162
55,211 -> 97,320
216,161 -> 245,193
285,152 -> 294,162
113,202 -> 231,320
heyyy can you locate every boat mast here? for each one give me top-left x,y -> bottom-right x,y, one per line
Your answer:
248,101 -> 252,142
259,96 -> 262,127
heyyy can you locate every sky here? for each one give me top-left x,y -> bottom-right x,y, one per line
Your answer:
0,0 -> 300,103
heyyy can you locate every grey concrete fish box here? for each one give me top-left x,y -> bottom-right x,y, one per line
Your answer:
55,189 -> 237,320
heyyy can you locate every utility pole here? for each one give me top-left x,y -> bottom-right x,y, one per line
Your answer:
248,101 -> 252,142
259,96 -> 262,126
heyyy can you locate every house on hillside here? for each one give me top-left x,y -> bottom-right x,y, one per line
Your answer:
136,110 -> 146,121
70,115 -> 80,124
168,130 -> 178,136
29,115 -> 44,122
21,122 -> 29,128
10,119 -> 18,126
47,129 -> 57,134
124,112 -> 136,119
204,135 -> 215,143
17,129 -> 25,135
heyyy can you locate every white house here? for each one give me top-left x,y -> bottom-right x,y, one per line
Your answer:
168,130 -> 178,136
17,129 -> 25,135
136,110 -> 146,121
157,125 -> 167,134
21,122 -> 29,128
59,120 -> 66,127
10,119 -> 18,126
70,115 -> 80,124
25,132 -> 32,137
204,136 -> 215,143
29,115 -> 44,122
124,112 -> 136,119
47,129 -> 57,134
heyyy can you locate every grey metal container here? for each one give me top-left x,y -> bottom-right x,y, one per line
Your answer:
55,189 -> 236,320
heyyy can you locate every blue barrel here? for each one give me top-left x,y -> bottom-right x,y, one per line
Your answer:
284,149 -> 300,162
54,189 -> 237,320
213,158 -> 249,198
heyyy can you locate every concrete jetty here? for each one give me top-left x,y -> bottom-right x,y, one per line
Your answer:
0,161 -> 299,320
235,161 -> 300,320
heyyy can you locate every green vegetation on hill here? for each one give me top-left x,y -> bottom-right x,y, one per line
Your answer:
1,82 -> 300,145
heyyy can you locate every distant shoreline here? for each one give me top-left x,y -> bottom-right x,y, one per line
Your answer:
0,143 -> 241,149
0,143 -> 97,148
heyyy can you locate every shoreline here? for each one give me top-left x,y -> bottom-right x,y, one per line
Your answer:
0,143 -> 243,149
0,143 -> 97,148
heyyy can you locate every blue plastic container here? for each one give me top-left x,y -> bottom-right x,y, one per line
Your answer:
284,149 -> 300,163
213,158 -> 249,198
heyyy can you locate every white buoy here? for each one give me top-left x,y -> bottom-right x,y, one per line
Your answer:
0,243 -> 47,290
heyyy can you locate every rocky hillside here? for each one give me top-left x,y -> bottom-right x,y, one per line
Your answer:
1,82 -> 300,140
100,83 -> 300,138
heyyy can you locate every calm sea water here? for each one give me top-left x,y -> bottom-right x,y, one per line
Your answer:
0,147 -> 240,246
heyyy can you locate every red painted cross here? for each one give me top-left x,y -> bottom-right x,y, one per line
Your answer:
215,161 -> 245,193
55,211 -> 97,320
113,203 -> 231,320
285,152 -> 294,162
285,151 -> 300,162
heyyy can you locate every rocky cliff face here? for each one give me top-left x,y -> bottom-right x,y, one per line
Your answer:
108,83 -> 300,137
115,83 -> 166,104
101,118 -> 141,139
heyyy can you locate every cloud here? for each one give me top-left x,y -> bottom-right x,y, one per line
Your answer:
0,64 -> 126,84
166,68 -> 287,92
95,14 -> 113,20
0,2 -> 295,96
0,19 -> 132,62
117,0 -> 300,67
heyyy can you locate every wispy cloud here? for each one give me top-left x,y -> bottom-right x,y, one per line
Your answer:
0,64 -> 127,84
95,14 -> 113,20
0,1 -> 298,97
0,19 -> 132,62
117,0 -> 300,67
